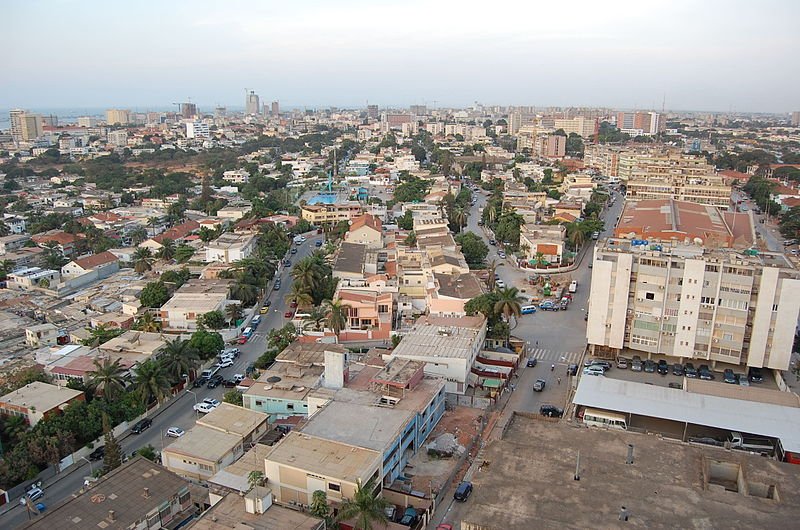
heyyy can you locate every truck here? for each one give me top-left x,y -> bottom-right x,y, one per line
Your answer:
728,432 -> 774,454
569,280 -> 578,293
200,366 -> 221,380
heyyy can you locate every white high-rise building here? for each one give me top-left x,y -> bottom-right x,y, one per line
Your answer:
108,130 -> 128,147
245,91 -> 260,115
186,121 -> 210,139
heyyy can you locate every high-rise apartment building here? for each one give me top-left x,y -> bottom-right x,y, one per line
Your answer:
20,114 -> 43,141
186,121 -> 209,139
384,113 -> 414,128
180,102 -> 197,119
271,100 -> 280,116
539,134 -> 566,158
108,130 -> 128,147
623,152 -> 730,207
410,104 -> 427,116
551,116 -> 598,138
792,111 -> 800,127
616,111 -> 663,136
587,199 -> 800,372
9,109 -> 25,142
366,105 -> 379,119
214,106 -> 227,118
245,91 -> 260,115
105,109 -> 130,125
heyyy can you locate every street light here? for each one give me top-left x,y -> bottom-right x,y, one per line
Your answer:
186,389 -> 199,419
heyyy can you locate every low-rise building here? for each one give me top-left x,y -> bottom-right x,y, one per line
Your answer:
0,381 -> 84,426
217,203 -> 252,222
160,279 -> 230,331
428,272 -> 484,317
162,425 -> 247,482
7,266 -> 60,291
61,250 -> 120,278
519,225 -> 566,266
300,201 -> 363,225
25,323 -> 60,347
344,213 -> 383,248
0,234 -> 30,255
206,233 -> 257,263
223,169 -> 251,184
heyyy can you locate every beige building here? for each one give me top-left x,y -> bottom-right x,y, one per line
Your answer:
344,213 -> 383,248
301,202 -> 362,225
588,204 -> 800,370
105,108 -> 130,125
263,431 -> 382,506
0,382 -> 84,426
519,225 -> 566,266
25,323 -> 60,347
205,233 -> 257,263
625,153 -> 731,207
160,279 -> 230,331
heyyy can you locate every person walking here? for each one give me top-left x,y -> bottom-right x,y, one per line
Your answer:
557,377 -> 561,385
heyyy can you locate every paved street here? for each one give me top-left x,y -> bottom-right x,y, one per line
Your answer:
0,234 -> 323,529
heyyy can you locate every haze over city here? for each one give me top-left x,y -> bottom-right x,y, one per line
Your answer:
4,0 -> 800,112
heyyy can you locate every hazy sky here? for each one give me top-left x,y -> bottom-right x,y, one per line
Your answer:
3,0 -> 799,112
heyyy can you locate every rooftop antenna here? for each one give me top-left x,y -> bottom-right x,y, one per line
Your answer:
661,94 -> 666,114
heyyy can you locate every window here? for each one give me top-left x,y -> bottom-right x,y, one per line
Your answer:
255,400 -> 263,406
287,403 -> 294,410
773,304 -> 779,311
645,292 -> 655,300
328,483 -> 341,492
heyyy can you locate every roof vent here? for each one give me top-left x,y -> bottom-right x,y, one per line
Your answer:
143,487 -> 151,498
108,510 -> 116,522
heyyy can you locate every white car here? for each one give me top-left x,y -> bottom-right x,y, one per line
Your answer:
233,374 -> 245,383
495,279 -> 505,289
217,359 -> 234,368
193,402 -> 216,414
498,250 -> 506,259
203,398 -> 221,408
165,427 -> 185,438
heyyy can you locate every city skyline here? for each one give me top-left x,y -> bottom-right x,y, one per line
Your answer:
3,0 -> 800,113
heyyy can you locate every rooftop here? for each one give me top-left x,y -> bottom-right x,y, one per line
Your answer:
69,250 -> 118,270
391,314 -> 486,360
98,330 -> 169,357
20,457 -> 193,530
434,272 -> 484,299
162,425 -> 243,462
0,381 -> 83,412
266,431 -> 381,482
190,491 -> 324,530
275,341 -> 348,366
208,232 -> 255,250
334,242 -> 368,274
197,402 -> 268,436
459,415 -> 800,529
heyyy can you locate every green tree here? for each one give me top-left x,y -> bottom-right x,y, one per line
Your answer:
159,338 -> 200,383
128,225 -> 148,245
396,210 -> 414,230
335,477 -> 390,530
132,359 -> 171,406
156,238 -> 176,261
494,287 -> 525,343
133,312 -> 161,332
140,281 -> 170,308
404,231 -> 417,247
81,324 -> 123,347
311,490 -> 332,525
223,390 -> 243,406
87,357 -> 127,401
189,328 -> 225,360
174,243 -> 195,263
248,470 -> 265,490
198,310 -> 226,330
225,303 -> 244,326
324,299 -> 350,342
455,232 -> 489,265
286,282 -> 313,309
101,415 -> 123,475
134,444 -> 157,462
292,256 -> 325,293
132,247 -> 155,274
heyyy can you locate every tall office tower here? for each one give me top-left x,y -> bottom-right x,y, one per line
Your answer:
214,106 -> 227,118
616,111 -> 663,136
105,109 -> 131,125
245,91 -> 260,115
508,111 -> 523,135
9,109 -> 25,142
271,101 -> 280,117
792,111 -> 800,127
181,102 -> 197,119
367,104 -> 379,119
20,114 -> 43,140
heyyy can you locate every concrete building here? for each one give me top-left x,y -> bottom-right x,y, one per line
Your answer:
9,109 -> 25,142
551,115 -> 598,138
160,279 -> 230,331
625,153 -> 731,207
428,272 -> 484,317
108,129 -> 128,147
105,108 -> 130,125
245,91 -> 260,115
61,250 -> 120,278
7,266 -> 60,291
0,234 -> 30,254
519,225 -> 566,266
588,200 -> 800,371
222,169 -> 250,184
344,213 -> 383,248
20,113 -> 43,140
271,100 -> 280,116
180,102 -> 197,119
25,323 -> 60,347
186,121 -> 210,139
300,201 -> 363,225
206,233 -> 257,263
617,110 -> 663,136
263,432 -> 382,506
388,315 -> 487,394
0,382 -> 84,426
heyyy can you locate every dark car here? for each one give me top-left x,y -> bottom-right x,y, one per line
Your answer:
193,376 -> 209,388
539,404 -> 563,418
245,362 -> 256,376
748,366 -> 764,383
533,379 -> 546,392
685,362 -> 698,378
131,418 -> 152,434
264,300 -> 272,308
315,240 -> 323,247
643,359 -> 656,373
589,360 -> 612,372
290,247 -> 297,254
723,368 -> 737,384
567,363 -> 579,376
454,481 -> 473,502
657,359 -> 669,375
699,364 -> 713,380
223,379 -> 238,388
672,363 -> 684,376
526,357 -> 538,367
206,374 -> 224,389
489,239 -> 497,246
88,445 -> 105,461
399,507 -> 418,526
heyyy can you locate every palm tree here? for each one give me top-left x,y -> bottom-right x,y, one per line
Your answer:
486,259 -> 502,291
157,238 -> 176,261
226,303 -> 244,326
159,338 -> 200,383
146,216 -> 160,237
133,312 -> 161,332
494,287 -> 525,344
132,359 -> 171,406
292,257 -> 324,293
88,357 -> 127,400
323,299 -> 350,342
128,225 -> 148,245
286,283 -> 313,308
231,279 -> 259,307
335,477 -> 390,530
531,251 -> 548,269
302,307 -> 327,332
567,222 -> 585,251
2,415 -> 28,445
132,247 -> 155,274
451,206 -> 468,233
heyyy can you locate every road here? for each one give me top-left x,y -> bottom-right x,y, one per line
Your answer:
1,233 -> 324,529
731,188 -> 781,252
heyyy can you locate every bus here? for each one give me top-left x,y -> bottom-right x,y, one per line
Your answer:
582,408 -> 627,430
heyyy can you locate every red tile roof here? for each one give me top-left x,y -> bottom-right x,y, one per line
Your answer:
32,230 -> 79,246
349,213 -> 382,233
71,251 -> 118,270
153,220 -> 200,243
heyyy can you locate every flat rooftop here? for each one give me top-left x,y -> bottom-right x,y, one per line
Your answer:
391,315 -> 485,360
163,425 -> 242,462
98,330 -> 168,356
197,402 -> 268,436
460,416 -> 800,529
334,242 -> 367,274
0,381 -> 82,411
244,363 -> 323,401
574,375 -> 800,453
276,341 -> 347,366
266,431 -> 381,482
190,491 -> 323,530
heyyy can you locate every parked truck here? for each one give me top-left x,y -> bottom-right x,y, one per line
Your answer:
728,432 -> 774,454
569,280 -> 578,293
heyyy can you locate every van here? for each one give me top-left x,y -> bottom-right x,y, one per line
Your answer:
520,305 -> 537,315
252,315 -> 261,326
569,280 -> 578,293
201,366 -> 220,379
293,313 -> 311,320
242,327 -> 253,338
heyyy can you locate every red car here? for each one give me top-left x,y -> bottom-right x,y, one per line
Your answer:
237,335 -> 248,344
436,525 -> 453,530
290,300 -> 298,308
284,310 -> 294,318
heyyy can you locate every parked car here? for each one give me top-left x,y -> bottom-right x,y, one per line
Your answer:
495,279 -> 505,289
538,300 -> 559,311
290,300 -> 298,308
723,368 -> 737,384
672,363 -> 684,376
399,507 -> 418,526
567,363 -> 579,376
264,300 -> 272,308
88,445 -> 105,461
284,310 -> 294,318
206,374 -> 224,388
384,505 -> 397,522
497,250 -> 506,259
217,359 -> 234,369
643,359 -> 656,373
24,484 -> 44,502
223,379 -> 238,388
526,357 -> 538,367
748,367 -> 764,383
454,481 -> 473,502
290,247 -> 298,254
131,418 -> 153,434
237,335 -> 248,344
193,376 -> 209,388
583,365 -> 605,376
315,240 -> 323,247
699,365 -> 713,380
273,282 -> 281,291
489,239 -> 497,246
533,379 -> 546,392
283,260 -> 292,267
539,404 -> 563,418
166,427 -> 185,438
738,374 -> 750,387
436,525 -> 454,530
630,356 -> 642,372
589,360 -> 612,372
203,398 -> 221,408
657,359 -> 669,375
245,363 -> 256,376
193,402 -> 216,414
260,305 -> 269,314
616,357 -> 628,369
684,362 -> 698,378
233,373 -> 245,383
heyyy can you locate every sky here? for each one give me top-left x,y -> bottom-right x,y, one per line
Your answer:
2,0 -> 799,113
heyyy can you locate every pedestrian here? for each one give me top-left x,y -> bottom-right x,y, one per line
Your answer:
557,377 -> 561,385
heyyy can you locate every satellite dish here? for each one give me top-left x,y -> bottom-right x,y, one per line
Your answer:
693,237 -> 703,245
263,385 -> 273,390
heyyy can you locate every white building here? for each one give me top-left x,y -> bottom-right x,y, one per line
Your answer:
206,233 -> 257,263
222,169 -> 250,184
108,130 -> 128,147
186,121 -> 210,139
